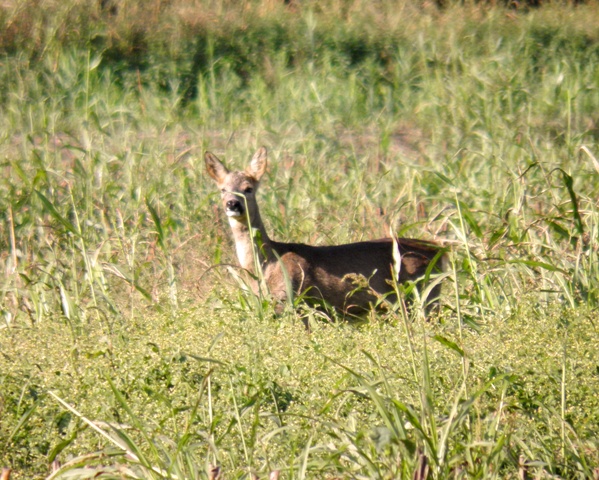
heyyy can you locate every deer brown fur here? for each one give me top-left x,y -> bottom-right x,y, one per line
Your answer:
205,147 -> 446,317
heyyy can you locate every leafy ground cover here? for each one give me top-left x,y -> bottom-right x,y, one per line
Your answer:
1,1 -> 598,478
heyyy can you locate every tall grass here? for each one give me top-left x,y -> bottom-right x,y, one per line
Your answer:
1,0 -> 598,478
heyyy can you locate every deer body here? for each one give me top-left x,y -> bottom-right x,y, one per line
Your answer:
205,147 -> 445,316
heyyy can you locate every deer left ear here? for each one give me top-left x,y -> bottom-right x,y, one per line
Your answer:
205,152 -> 229,184
247,147 -> 267,181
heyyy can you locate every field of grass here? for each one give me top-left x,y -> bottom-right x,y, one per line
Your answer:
1,0 -> 599,478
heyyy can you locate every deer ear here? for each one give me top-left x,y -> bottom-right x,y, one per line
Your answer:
247,147 -> 267,181
205,152 -> 229,184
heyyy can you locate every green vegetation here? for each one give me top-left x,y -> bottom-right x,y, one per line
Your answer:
1,0 -> 598,478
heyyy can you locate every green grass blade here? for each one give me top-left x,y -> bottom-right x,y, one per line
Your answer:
35,190 -> 80,236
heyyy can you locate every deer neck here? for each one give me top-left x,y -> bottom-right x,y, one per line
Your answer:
228,212 -> 274,273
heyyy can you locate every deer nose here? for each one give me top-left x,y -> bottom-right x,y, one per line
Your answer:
225,199 -> 244,217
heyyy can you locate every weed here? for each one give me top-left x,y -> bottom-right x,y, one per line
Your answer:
1,0 -> 599,478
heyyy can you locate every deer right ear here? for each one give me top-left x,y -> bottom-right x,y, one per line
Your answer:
205,152 -> 229,184
247,147 -> 267,181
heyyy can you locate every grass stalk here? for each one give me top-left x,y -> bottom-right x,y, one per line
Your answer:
229,376 -> 250,470
561,328 -> 568,469
7,205 -> 17,275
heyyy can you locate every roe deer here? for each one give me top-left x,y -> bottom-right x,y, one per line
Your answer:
205,147 -> 446,317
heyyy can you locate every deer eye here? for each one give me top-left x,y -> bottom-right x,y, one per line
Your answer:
243,187 -> 253,194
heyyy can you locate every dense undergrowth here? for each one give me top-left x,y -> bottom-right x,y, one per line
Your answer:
1,0 -> 598,478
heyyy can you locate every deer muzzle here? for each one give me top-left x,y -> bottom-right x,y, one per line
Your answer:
225,199 -> 244,217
